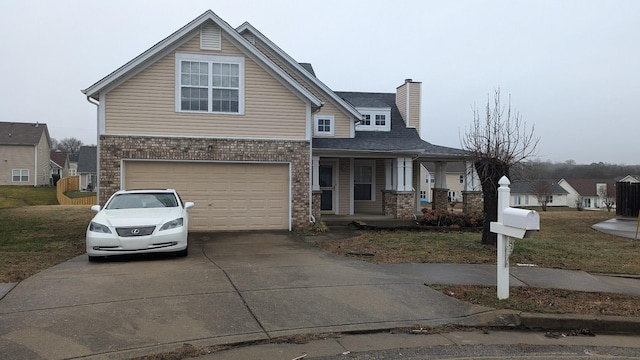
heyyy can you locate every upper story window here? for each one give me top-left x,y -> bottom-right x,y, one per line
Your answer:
314,115 -> 334,136
356,107 -> 391,132
175,53 -> 244,114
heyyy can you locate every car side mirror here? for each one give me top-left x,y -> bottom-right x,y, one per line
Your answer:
91,205 -> 101,212
184,202 -> 194,210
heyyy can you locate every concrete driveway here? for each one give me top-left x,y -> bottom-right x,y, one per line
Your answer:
0,232 -> 489,359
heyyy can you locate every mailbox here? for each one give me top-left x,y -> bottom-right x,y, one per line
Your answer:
490,176 -> 541,300
490,207 -> 539,239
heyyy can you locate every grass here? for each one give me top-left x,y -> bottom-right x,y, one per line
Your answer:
0,185 -> 58,208
313,210 -> 640,275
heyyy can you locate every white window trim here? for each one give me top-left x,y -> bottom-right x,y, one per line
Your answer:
356,107 -> 391,132
314,114 -> 334,136
175,53 -> 245,115
12,169 -> 29,182
354,160 -> 375,202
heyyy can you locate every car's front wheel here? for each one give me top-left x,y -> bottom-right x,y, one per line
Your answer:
175,246 -> 188,257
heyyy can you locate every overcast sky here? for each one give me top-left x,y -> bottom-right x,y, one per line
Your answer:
1,0 -> 637,165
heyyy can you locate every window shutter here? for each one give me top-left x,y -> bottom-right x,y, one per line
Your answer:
200,23 -> 221,50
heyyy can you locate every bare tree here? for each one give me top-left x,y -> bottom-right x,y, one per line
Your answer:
575,195 -> 584,211
597,183 -> 616,212
57,137 -> 84,155
531,180 -> 554,211
50,138 -> 59,151
461,89 -> 539,245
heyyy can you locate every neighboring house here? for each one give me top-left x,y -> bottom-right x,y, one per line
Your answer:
68,153 -> 79,176
50,150 -> 70,183
0,122 -> 51,186
419,162 -> 478,204
558,178 -> 617,210
82,10 -> 472,231
509,179 -> 569,208
77,146 -> 97,191
618,175 -> 640,183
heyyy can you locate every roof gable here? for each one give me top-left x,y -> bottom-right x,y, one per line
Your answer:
0,122 -> 48,146
82,10 -> 321,107
236,22 -> 361,120
560,178 -> 616,196
50,151 -> 69,168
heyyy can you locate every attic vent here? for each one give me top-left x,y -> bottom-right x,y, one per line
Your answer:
200,23 -> 221,50
242,33 -> 255,45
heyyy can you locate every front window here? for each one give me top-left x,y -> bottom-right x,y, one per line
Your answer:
356,107 -> 391,132
515,196 -> 521,205
12,169 -> 29,182
314,115 -> 334,136
354,160 -> 375,201
362,114 -> 371,126
176,53 -> 244,114
375,114 -> 386,126
420,190 -> 426,199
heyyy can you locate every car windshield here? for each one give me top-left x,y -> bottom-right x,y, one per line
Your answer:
106,193 -> 179,209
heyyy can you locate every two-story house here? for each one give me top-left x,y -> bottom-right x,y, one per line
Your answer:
82,10 -> 473,231
0,122 -> 51,186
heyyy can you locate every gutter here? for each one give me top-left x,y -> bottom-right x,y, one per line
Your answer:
309,104 -> 323,225
86,96 -> 100,203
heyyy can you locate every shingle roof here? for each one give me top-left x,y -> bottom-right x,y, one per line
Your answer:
298,63 -> 315,77
0,122 -> 48,145
77,146 -> 97,173
50,151 -> 68,168
312,92 -> 468,158
562,178 -> 617,196
510,179 -> 568,195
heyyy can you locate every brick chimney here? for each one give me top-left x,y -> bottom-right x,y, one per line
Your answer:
396,79 -> 422,134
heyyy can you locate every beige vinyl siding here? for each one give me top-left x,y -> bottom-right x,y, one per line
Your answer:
408,83 -> 421,134
354,159 -> 384,214
337,158 -> 351,215
105,34 -> 307,140
35,133 -> 50,186
255,42 -> 353,138
0,145 -> 33,185
396,85 -> 407,125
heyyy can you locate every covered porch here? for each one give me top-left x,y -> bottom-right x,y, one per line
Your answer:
310,154 -> 482,222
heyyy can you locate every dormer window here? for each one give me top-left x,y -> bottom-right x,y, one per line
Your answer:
356,107 -> 391,132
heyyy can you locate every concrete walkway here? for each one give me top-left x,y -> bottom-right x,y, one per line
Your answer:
0,232 -> 639,359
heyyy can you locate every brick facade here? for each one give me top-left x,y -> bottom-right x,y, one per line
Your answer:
382,190 -> 415,219
98,135 -> 312,229
462,191 -> 483,217
431,188 -> 449,210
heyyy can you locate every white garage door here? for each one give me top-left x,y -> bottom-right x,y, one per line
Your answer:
124,161 -> 290,231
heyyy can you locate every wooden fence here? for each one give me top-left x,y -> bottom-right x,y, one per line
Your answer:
616,181 -> 640,217
56,176 -> 97,206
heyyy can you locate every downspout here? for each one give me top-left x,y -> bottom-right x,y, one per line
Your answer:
309,104 -> 323,225
34,144 -> 38,187
86,96 -> 99,203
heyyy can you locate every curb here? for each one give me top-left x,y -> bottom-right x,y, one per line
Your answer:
458,309 -> 640,335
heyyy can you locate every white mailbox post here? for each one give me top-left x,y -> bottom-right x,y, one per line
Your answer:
489,176 -> 540,300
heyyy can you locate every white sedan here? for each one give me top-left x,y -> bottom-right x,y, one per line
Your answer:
86,189 -> 194,261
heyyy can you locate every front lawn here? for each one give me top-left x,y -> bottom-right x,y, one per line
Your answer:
0,205 -> 93,282
311,210 -> 639,275
0,185 -> 57,208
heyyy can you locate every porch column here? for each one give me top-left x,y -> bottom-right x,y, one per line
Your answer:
395,157 -> 413,191
464,160 -> 480,191
312,156 -> 320,191
432,161 -> 449,210
384,159 -> 393,190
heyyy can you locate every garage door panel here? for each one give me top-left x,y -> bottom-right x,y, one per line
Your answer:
124,161 -> 289,231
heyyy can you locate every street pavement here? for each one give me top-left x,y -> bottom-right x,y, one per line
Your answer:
0,231 -> 639,359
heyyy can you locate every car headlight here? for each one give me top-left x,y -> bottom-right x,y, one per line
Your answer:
89,221 -> 112,234
160,218 -> 183,231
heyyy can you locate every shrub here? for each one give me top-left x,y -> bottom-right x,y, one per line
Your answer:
419,208 -> 482,228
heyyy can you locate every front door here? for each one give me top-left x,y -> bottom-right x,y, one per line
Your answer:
319,164 -> 334,212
